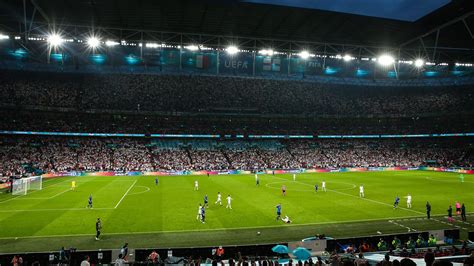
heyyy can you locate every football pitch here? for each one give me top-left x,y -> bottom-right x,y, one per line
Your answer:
0,171 -> 473,253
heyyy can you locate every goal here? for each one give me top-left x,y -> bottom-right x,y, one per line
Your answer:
12,176 -> 43,195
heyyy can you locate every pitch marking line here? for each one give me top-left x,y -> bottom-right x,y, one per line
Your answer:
0,207 -> 114,213
0,177 -> 74,204
0,213 -> 455,241
127,186 -> 150,196
114,180 -> 137,209
16,188 -> 72,200
388,220 -> 415,232
271,175 -> 424,216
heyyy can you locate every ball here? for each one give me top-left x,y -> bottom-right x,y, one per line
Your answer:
257,231 -> 261,235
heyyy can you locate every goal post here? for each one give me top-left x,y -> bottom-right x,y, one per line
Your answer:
12,176 -> 43,195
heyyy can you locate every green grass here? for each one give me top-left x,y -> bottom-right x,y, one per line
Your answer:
0,170 -> 473,253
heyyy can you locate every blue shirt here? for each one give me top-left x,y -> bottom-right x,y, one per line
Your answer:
276,205 -> 281,213
204,195 -> 208,202
89,195 -> 92,203
395,197 -> 400,203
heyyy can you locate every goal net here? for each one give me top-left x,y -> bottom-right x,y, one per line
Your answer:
12,176 -> 43,195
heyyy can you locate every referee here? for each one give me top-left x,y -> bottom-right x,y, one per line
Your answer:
95,218 -> 102,240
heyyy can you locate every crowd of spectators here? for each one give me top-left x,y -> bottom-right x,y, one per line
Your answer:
1,70 -> 473,116
0,136 -> 472,177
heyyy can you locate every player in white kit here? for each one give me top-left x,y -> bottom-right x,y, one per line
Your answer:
359,185 -> 365,198
197,204 -> 202,221
194,180 -> 199,191
405,194 -> 412,208
226,194 -> 233,209
322,180 -> 326,192
215,192 -> 222,205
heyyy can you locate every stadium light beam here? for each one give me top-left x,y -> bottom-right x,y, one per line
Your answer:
414,59 -> 424,68
0,34 -> 9,40
226,46 -> 239,55
186,45 -> 199,51
378,54 -> 395,66
47,34 -> 64,47
259,49 -> 274,56
87,37 -> 100,48
105,40 -> 119,47
343,54 -> 352,62
299,51 -> 310,59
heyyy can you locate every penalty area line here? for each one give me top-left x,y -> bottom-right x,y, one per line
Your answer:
114,180 -> 137,209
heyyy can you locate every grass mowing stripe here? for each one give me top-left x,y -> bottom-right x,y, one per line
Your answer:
0,171 -> 471,252
0,213 -> 453,240
114,179 -> 137,209
0,207 -> 114,213
271,174 -> 425,216
0,177 -> 73,204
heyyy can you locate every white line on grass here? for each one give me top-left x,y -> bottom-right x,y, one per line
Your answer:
16,189 -> 72,200
0,213 -> 458,241
0,207 -> 114,213
127,186 -> 150,196
0,177 -> 74,204
114,180 -> 137,209
271,175 -> 425,216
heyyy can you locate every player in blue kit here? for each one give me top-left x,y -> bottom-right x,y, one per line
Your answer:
204,194 -> 208,208
155,178 -> 159,186
87,194 -> 93,208
201,207 -> 206,223
315,184 -> 318,192
276,203 -> 282,220
393,196 -> 400,209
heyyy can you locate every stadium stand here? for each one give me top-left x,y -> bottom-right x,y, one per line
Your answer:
1,136 -> 472,177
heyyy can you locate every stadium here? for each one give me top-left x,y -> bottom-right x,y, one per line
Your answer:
0,0 -> 474,264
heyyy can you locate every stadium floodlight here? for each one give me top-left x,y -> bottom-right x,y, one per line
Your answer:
186,45 -> 199,51
299,51 -> 310,59
259,49 -> 274,56
47,34 -> 64,47
226,46 -> 239,55
343,54 -> 352,62
414,59 -> 424,68
87,37 -> 100,48
105,40 -> 119,47
0,34 -> 9,40
378,54 -> 395,66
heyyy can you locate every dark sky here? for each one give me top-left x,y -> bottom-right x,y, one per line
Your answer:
242,0 -> 451,21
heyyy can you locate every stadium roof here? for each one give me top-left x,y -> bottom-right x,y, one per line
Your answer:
242,0 -> 452,22
0,0 -> 473,60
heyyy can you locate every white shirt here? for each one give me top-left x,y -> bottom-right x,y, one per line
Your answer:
407,195 -> 412,203
198,206 -> 202,214
322,182 -> 326,187
195,181 -> 198,186
255,174 -> 258,180
217,194 -> 221,200
360,186 -> 364,192
227,196 -> 232,203
81,261 -> 91,266
115,258 -> 126,266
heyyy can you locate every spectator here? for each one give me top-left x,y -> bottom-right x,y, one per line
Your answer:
120,243 -> 129,260
80,255 -> 90,266
114,253 -> 127,266
148,250 -> 160,263
424,248 -> 435,266
354,253 -> 368,266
